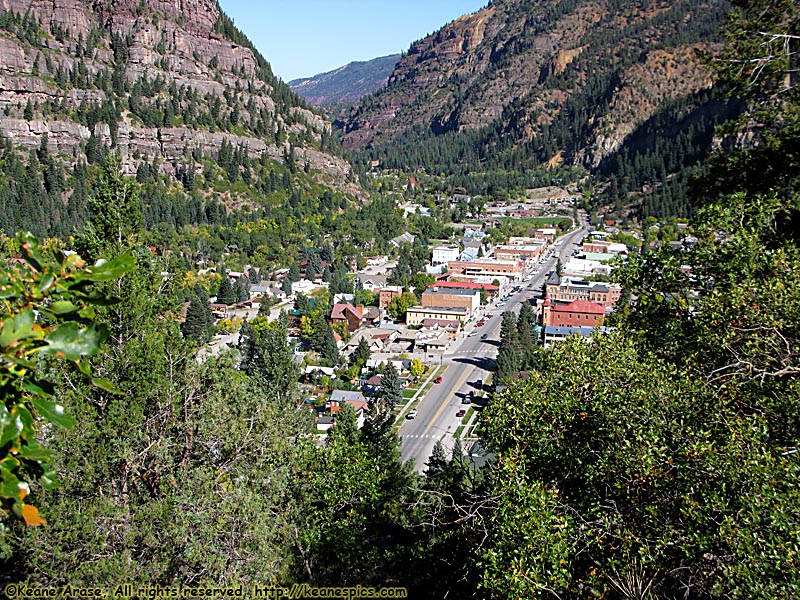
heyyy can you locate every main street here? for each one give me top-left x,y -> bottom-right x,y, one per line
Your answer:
399,221 -> 588,472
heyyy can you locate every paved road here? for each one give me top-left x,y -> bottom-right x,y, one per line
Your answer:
399,222 -> 588,472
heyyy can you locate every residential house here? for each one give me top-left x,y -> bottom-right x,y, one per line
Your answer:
419,318 -> 461,336
458,247 -> 479,262
390,232 -> 416,247
329,390 -> 371,429
268,286 -> 287,301
361,306 -> 381,325
330,303 -> 363,334
415,330 -> 449,353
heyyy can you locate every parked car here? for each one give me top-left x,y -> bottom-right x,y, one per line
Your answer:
456,409 -> 467,418
476,321 -> 484,327
434,376 -> 443,383
406,410 -> 418,419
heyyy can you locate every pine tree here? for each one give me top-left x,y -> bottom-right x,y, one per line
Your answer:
379,363 -> 403,411
351,336 -> 371,368
281,276 -> 293,297
181,297 -> 211,343
288,261 -> 301,283
320,326 -> 340,366
216,276 -> 236,305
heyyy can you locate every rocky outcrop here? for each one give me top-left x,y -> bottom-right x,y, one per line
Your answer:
0,0 -> 354,190
340,0 -> 725,169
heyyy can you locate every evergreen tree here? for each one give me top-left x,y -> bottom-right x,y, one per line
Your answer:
240,318 -> 299,403
320,325 -> 340,366
233,277 -> 249,302
425,440 -> 449,480
281,276 -> 293,297
328,404 -> 360,446
216,275 -> 236,305
288,261 -> 301,283
181,296 -> 211,343
305,258 -> 318,281
379,363 -> 403,411
351,336 -> 371,368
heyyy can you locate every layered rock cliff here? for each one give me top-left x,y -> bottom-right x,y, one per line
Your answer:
0,0 -> 354,188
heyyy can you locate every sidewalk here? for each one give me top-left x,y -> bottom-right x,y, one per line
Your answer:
395,364 -> 446,422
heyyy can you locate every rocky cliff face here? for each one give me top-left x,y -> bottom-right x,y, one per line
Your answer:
0,0 -> 354,188
340,0 -> 727,169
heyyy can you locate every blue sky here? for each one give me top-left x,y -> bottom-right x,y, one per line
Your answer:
218,1 -> 488,82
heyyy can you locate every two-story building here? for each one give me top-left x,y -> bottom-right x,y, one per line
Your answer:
330,303 -> 364,334
540,298 -> 606,328
446,258 -> 524,281
378,286 -> 404,308
545,275 -> 622,309
431,246 -> 460,266
421,288 -> 481,317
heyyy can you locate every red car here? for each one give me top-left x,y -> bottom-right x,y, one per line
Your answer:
456,409 -> 467,418
476,321 -> 485,327
434,376 -> 443,383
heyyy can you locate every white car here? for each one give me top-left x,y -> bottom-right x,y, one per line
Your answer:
406,410 -> 418,419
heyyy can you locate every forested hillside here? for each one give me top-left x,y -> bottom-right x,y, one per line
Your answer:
0,0 -> 357,241
342,0 -> 734,219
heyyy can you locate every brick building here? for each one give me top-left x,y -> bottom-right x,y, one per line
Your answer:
545,276 -> 622,309
540,298 -> 605,328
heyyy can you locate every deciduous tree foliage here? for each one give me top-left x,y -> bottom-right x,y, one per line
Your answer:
480,3 -> 800,595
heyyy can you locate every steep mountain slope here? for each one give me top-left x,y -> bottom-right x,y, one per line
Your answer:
289,54 -> 401,106
0,0 -> 352,186
341,0 -> 729,174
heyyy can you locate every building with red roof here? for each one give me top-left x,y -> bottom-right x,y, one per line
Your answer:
540,298 -> 605,328
330,303 -> 364,333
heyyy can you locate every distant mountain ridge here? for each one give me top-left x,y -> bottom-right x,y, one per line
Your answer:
289,54 -> 402,106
